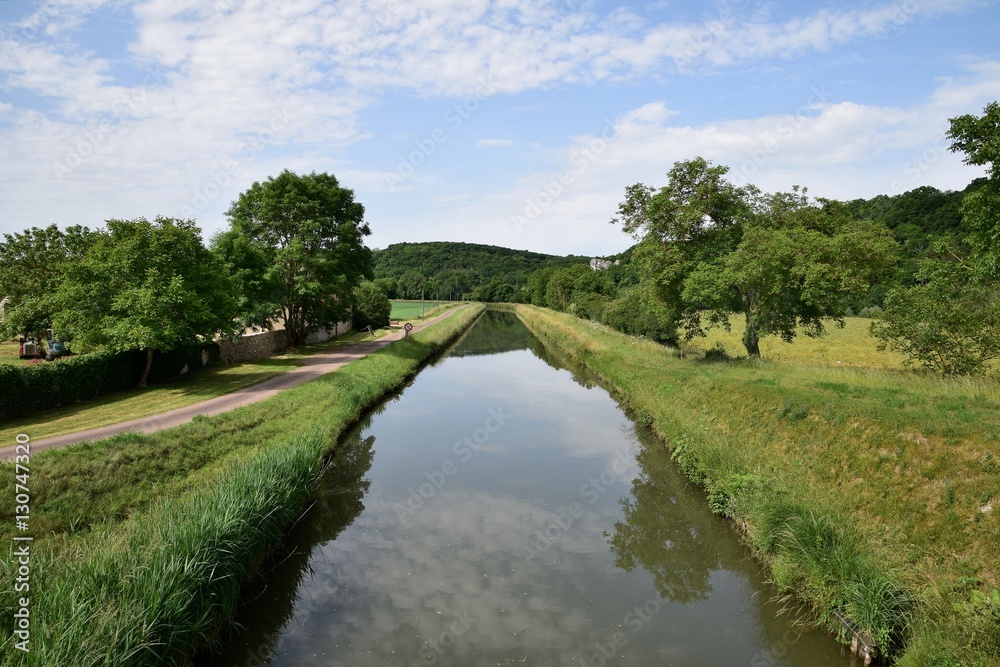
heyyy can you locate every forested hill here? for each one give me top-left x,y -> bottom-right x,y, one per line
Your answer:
372,241 -> 591,301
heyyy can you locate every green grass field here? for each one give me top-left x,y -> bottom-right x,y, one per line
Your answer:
390,300 -> 451,321
516,305 -> 999,667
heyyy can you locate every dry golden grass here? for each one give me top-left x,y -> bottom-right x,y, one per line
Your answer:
688,316 -> 908,368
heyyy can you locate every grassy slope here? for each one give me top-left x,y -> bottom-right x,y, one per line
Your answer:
516,305 -> 999,667
0,329 -> 390,442
0,305 -> 483,665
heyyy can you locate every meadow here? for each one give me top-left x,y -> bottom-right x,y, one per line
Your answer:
692,315 -> 907,368
516,305 -> 999,667
0,305 -> 484,666
389,299 -> 451,321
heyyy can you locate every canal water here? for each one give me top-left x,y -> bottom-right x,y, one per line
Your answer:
201,311 -> 851,667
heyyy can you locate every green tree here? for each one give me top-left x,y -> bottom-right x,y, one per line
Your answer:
398,270 -> 426,299
615,158 -> 897,357
947,101 -> 1000,277
225,170 -> 373,346
0,224 -> 93,340
352,281 -> 391,330
526,266 -> 556,306
872,101 -> 1000,374
871,258 -> 1000,375
373,276 -> 398,299
211,229 -> 280,332
601,284 -> 677,345
53,218 -> 235,387
435,269 -> 469,301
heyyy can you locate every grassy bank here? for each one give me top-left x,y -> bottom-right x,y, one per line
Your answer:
0,304 -> 483,666
515,305 -> 999,667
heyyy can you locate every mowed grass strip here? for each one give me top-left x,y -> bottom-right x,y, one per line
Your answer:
0,328 -> 392,443
515,305 -> 999,667
0,305 -> 483,666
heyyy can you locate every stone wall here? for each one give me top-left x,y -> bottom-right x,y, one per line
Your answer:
216,330 -> 288,364
216,319 -> 352,363
305,320 -> 353,344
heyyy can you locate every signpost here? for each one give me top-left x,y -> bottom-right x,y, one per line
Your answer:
404,322 -> 413,337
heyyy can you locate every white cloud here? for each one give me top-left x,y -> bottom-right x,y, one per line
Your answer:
477,138 -> 513,147
411,60 -> 1000,254
431,193 -> 472,203
0,0 -> 995,247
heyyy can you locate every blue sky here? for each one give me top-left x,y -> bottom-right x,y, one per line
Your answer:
1,0 -> 999,256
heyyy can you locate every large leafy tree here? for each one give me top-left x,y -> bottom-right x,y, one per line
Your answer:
0,224 -> 94,340
872,101 -> 1000,374
615,158 -> 897,357
53,217 -> 236,387
225,170 -> 373,346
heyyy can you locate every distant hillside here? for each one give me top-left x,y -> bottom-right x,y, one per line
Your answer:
372,241 -> 592,301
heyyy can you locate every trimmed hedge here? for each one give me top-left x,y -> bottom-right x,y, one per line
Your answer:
0,342 -> 220,421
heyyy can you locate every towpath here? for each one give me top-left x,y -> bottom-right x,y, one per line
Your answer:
0,308 -> 460,459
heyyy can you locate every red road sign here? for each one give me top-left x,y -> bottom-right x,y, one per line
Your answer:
404,322 -> 413,332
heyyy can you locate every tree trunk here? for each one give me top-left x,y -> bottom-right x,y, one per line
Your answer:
743,314 -> 761,358
139,346 -> 153,388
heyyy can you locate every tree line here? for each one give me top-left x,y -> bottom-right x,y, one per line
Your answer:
0,170 -> 383,386
371,241 -> 587,302
526,102 -> 1000,375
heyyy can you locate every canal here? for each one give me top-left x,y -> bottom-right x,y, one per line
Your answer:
200,311 -> 850,666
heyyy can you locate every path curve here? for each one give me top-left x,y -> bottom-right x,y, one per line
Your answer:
0,308 -> 462,459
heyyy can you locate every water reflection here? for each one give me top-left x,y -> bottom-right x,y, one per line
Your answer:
608,434 -> 724,604
448,309 -> 533,357
198,412 -> 377,666
200,312 -> 850,667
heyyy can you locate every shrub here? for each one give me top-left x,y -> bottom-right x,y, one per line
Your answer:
0,343 -> 219,421
352,281 -> 392,330
601,285 -> 678,345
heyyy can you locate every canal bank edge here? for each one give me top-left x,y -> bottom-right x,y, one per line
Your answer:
513,305 -> 999,667
0,304 -> 485,666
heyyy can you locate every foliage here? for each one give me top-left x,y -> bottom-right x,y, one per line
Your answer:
352,281 -> 391,330
52,217 -> 234,387
614,159 -> 898,357
870,101 -> 1000,375
600,284 -> 678,344
373,241 -> 590,303
947,100 -> 1000,277
871,258 -> 1000,375
211,228 -> 281,331
225,170 -> 373,347
397,269 -> 427,299
0,224 -> 94,339
0,343 -> 219,421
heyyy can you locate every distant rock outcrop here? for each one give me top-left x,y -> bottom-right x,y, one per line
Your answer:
589,258 -> 617,271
